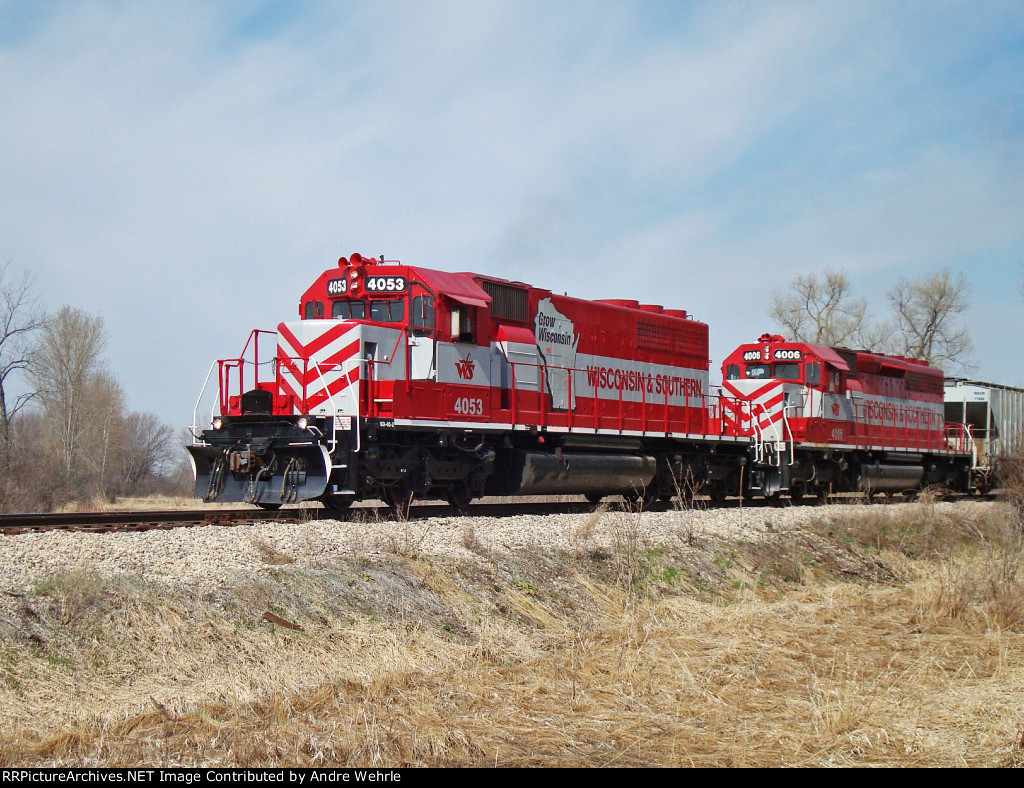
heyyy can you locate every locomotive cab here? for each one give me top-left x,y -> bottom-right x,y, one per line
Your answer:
189,253 -> 503,509
724,336 -> 843,393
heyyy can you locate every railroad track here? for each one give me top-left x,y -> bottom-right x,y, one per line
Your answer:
0,498 -> 735,535
0,492 -> 993,536
0,500 -> 661,535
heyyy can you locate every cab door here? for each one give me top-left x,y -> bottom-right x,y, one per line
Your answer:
408,284 -> 437,380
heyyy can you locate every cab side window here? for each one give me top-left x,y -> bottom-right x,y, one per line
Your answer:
304,301 -> 324,319
451,306 -> 475,343
725,364 -> 740,381
806,362 -> 820,387
411,294 -> 436,335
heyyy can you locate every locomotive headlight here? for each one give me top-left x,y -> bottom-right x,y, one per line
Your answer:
212,417 -> 223,430
297,416 -> 309,430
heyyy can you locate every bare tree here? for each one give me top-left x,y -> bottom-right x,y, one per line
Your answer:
30,306 -> 108,480
0,410 -> 62,512
769,269 -> 875,347
82,372 -> 128,500
0,262 -> 45,454
888,268 -> 972,369
119,411 -> 176,492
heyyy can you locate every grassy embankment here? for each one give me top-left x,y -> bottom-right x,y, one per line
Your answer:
1,493 -> 1023,767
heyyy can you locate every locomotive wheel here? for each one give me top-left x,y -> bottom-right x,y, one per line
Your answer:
444,484 -> 473,512
585,494 -> 604,505
708,479 -> 729,503
812,482 -> 833,504
255,502 -> 282,511
384,487 -> 415,519
320,494 -> 354,512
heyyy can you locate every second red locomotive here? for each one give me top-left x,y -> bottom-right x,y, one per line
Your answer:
721,334 -> 972,499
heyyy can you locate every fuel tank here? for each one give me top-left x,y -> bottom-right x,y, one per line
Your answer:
858,462 -> 924,492
488,449 -> 657,496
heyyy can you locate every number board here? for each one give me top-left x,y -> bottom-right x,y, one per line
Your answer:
365,276 -> 407,293
452,396 -> 484,417
773,349 -> 802,361
326,278 -> 348,296
742,350 -> 761,362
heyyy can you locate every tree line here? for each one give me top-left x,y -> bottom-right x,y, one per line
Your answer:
0,263 -> 186,512
768,267 -> 973,371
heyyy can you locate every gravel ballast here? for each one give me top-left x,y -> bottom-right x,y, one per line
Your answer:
0,500 -> 990,601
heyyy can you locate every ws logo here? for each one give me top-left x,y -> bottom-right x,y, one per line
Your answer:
454,355 -> 476,381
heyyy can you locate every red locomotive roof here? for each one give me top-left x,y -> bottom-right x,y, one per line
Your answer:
418,269 -> 491,307
724,334 -> 945,387
299,257 -> 494,311
800,343 -> 850,371
724,334 -> 850,370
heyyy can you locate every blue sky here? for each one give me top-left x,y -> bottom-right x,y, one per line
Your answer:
1,0 -> 1022,432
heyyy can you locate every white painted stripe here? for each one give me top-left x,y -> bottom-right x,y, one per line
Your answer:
388,418 -> 747,443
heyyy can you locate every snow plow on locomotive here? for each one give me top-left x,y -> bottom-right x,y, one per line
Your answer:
188,253 -> 748,511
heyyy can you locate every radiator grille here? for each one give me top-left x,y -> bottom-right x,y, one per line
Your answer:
908,370 -> 943,395
637,320 -> 705,357
481,281 -> 529,322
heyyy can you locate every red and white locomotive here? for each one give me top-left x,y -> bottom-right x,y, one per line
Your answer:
720,334 -> 972,499
187,255 -> 973,509
188,253 -> 746,510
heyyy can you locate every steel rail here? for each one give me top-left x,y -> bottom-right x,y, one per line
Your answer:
0,492 -> 992,536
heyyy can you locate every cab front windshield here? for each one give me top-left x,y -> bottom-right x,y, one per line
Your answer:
745,363 -> 801,380
330,298 -> 405,323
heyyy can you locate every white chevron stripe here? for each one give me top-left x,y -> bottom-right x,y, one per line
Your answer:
276,322 -> 362,416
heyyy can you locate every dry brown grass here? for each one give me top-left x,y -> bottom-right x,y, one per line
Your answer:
809,494 -> 1024,633
2,502 -> 1024,767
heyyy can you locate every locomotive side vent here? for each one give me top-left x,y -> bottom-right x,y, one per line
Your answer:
908,370 -> 943,395
481,281 -> 529,322
637,320 -> 704,357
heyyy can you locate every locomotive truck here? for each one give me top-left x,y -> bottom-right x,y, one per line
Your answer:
187,254 -> 975,510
